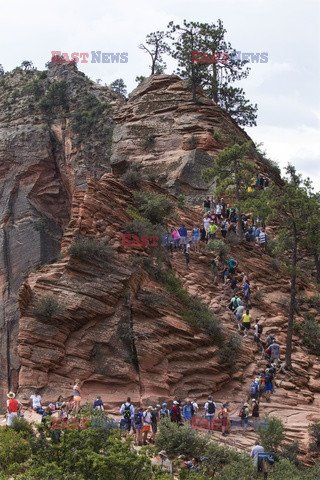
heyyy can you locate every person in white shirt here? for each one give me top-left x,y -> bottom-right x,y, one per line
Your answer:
30,391 -> 42,411
251,441 -> 265,466
142,406 -> 152,445
191,400 -> 199,415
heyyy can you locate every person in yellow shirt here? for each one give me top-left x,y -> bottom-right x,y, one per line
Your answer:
242,309 -> 251,337
208,222 -> 218,239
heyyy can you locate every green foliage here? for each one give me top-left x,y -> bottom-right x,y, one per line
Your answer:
280,440 -> 300,466
109,78 -> 127,96
155,419 -> 209,458
133,191 -> 174,224
0,64 -> 4,76
69,238 -> 114,263
218,333 -> 242,368
141,133 -> 156,150
135,75 -> 146,85
252,288 -> 266,303
23,79 -> 45,100
21,60 -> 34,70
139,291 -> 168,307
71,94 -> 110,135
33,216 -> 49,233
0,428 -> 31,474
160,270 -> 224,346
12,417 -> 35,439
270,257 -> 282,272
215,453 -> 258,480
258,417 -> 285,452
187,135 -> 198,149
39,81 -> 68,116
205,239 -> 230,257
301,314 -> 320,354
218,84 -> 257,127
177,194 -> 185,209
121,165 -> 142,187
212,128 -> 223,143
139,31 -> 169,74
32,294 -> 64,321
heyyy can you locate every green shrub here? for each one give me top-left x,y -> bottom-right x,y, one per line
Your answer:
270,257 -> 282,271
218,334 -> 242,368
0,428 -> 31,473
33,295 -> 63,320
306,295 -> 320,309
280,440 -> 300,466
206,239 -> 230,257
69,238 -> 113,263
252,288 -> 266,303
12,417 -> 35,439
258,417 -> 285,452
33,217 -> 49,233
177,194 -> 185,209
39,81 -> 68,115
212,128 -> 223,143
139,291 -> 168,307
121,165 -> 142,187
301,315 -> 320,354
155,419 -> 209,458
187,135 -> 198,149
226,231 -> 241,245
293,322 -> 303,333
309,421 -> 320,451
133,191 -> 174,224
71,95 -> 110,135
141,133 -> 156,150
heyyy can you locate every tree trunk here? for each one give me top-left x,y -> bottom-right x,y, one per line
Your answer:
313,251 -> 320,284
235,160 -> 243,240
285,227 -> 297,368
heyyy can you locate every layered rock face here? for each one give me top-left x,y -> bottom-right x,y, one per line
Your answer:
111,74 -> 259,201
0,63 -> 117,403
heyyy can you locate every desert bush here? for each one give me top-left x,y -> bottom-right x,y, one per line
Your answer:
0,428 -> 32,474
280,440 -> 300,466
309,421 -> 320,452
141,133 -> 156,150
305,295 -> 320,309
206,239 -> 230,257
252,288 -> 266,303
69,238 -> 113,263
301,315 -> 320,355
39,81 -> 68,115
218,334 -> 242,368
12,417 -> 35,439
121,165 -> 142,187
133,191 -> 174,224
155,419 -> 209,458
139,291 -> 168,307
33,295 -> 63,320
177,194 -> 185,209
293,322 -> 303,333
258,416 -> 285,452
212,128 -> 223,143
270,257 -> 282,272
226,231 -> 241,245
71,94 -> 110,135
187,135 -> 199,149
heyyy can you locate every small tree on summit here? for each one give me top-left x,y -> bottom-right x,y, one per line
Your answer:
202,141 -> 254,239
0,64 -> 4,76
109,78 -> 127,97
21,60 -> 33,71
139,31 -> 170,75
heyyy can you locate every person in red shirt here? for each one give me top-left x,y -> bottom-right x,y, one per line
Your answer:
6,392 -> 21,427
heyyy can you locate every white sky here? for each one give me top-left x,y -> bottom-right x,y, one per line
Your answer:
1,0 -> 320,187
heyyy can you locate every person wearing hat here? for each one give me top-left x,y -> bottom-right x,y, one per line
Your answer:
6,392 -> 21,427
159,402 -> 170,419
142,406 -> 152,445
240,402 -> 250,429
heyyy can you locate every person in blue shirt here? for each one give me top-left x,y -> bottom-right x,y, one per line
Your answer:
182,399 -> 193,423
93,395 -> 104,411
179,224 -> 188,250
227,258 -> 238,274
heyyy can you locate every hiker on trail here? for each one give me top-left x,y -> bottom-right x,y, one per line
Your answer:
72,379 -> 82,413
259,228 -> 267,252
203,197 -> 211,213
218,403 -> 230,436
30,390 -> 42,412
204,396 -> 216,428
251,441 -> 265,467
243,280 -> 251,304
235,303 -> 245,329
184,242 -> 191,269
269,340 -> 280,365
249,224 -> 256,242
220,219 -> 228,239
203,216 -> 211,240
230,209 -> 237,223
160,403 -> 170,419
241,309 -> 252,337
208,221 -> 218,239
222,266 -> 230,284
239,402 -> 250,429
120,397 -> 135,432
172,228 -> 180,249
266,334 -> 275,347
229,295 -> 241,312
254,319 -> 263,343
216,203 -> 222,219
220,198 -> 226,217
134,407 -> 144,445
248,381 -> 259,404
6,392 -> 21,427
182,399 -> 193,423
229,277 -> 238,294
264,371 -> 273,402
179,224 -> 188,249
200,226 -> 206,243
252,399 -> 259,417
227,258 -> 237,274
93,395 -> 104,411
192,400 -> 199,415
210,196 -> 216,211
192,226 -> 200,252
165,231 -> 173,257
265,364 -> 276,392
150,405 -> 160,443
142,406 -> 152,444
210,210 -> 218,224
170,401 -> 182,423
210,256 -> 220,285
255,225 -> 262,243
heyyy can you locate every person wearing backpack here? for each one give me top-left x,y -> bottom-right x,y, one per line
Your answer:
218,403 -> 230,436
239,402 -> 249,429
264,373 -> 273,402
120,397 -> 135,433
159,403 -> 170,419
204,395 -> 216,429
6,392 -> 21,427
134,407 -> 144,445
249,381 -> 259,404
150,405 -> 160,443
252,399 -> 259,417
229,295 -> 241,312
170,401 -> 182,423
